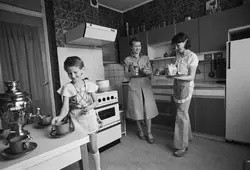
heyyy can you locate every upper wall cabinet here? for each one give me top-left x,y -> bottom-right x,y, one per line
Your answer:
0,0 -> 42,12
176,19 -> 199,53
148,25 -> 174,45
102,42 -> 118,63
118,36 -> 130,64
118,32 -> 148,64
199,5 -> 250,53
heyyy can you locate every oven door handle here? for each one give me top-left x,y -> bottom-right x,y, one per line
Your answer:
95,102 -> 118,111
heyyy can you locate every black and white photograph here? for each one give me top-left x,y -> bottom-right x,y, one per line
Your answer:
0,0 -> 250,170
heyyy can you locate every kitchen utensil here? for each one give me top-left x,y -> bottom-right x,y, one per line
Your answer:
196,66 -> 201,74
208,60 -> 215,77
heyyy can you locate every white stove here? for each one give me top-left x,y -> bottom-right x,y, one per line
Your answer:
96,90 -> 118,107
95,90 -> 121,149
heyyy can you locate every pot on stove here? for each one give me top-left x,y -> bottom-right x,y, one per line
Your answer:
96,80 -> 110,92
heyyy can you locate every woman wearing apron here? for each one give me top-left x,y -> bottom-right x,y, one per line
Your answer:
168,32 -> 199,157
124,37 -> 159,144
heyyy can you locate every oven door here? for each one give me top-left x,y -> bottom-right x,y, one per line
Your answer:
95,103 -> 120,127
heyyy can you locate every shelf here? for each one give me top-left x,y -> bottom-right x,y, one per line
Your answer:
150,56 -> 175,61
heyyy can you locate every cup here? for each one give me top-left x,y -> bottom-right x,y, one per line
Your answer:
133,66 -> 139,76
9,135 -> 30,154
52,121 -> 70,135
38,115 -> 52,126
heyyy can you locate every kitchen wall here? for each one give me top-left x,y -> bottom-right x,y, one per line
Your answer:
46,0 -> 241,111
122,0 -> 244,33
106,0 -> 241,85
45,0 -> 123,112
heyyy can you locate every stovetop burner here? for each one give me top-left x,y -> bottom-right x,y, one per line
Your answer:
96,90 -> 118,107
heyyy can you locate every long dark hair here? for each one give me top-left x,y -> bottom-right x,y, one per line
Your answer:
171,32 -> 191,49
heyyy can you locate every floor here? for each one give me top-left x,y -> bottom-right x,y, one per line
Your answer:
64,121 -> 250,170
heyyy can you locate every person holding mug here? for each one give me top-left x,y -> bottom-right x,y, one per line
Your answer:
166,32 -> 199,157
124,37 -> 159,144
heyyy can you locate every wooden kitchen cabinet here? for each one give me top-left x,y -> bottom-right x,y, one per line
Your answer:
176,19 -> 199,53
152,97 -> 175,131
102,42 -> 118,63
170,97 -> 196,132
195,97 -> 225,137
122,83 -> 128,112
118,32 -> 148,64
199,10 -> 230,52
189,97 -> 196,132
199,5 -> 250,52
147,25 -> 174,45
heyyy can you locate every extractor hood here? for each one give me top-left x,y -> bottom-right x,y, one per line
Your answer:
65,23 -> 117,47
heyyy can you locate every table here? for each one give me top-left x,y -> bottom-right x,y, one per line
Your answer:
0,120 -> 90,170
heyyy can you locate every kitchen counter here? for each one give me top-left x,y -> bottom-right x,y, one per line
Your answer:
0,119 -> 90,170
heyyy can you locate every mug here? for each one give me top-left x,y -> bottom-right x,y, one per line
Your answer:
52,121 -> 70,135
9,135 -> 30,154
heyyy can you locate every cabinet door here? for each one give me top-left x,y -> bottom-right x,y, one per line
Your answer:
152,99 -> 175,131
148,25 -> 174,45
118,36 -> 130,64
195,97 -> 225,137
227,5 -> 250,31
199,5 -> 250,52
170,97 -> 196,132
102,42 -> 117,63
122,84 -> 128,112
199,11 -> 230,52
189,97 -> 196,132
176,19 -> 199,53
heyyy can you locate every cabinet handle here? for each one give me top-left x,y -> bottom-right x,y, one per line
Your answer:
226,42 -> 231,69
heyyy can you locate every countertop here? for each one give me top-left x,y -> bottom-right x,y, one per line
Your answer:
0,119 -> 89,170
122,80 -> 225,89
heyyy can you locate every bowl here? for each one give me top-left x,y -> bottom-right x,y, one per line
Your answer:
54,121 -> 70,135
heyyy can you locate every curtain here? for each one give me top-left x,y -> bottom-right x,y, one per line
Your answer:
0,21 -> 51,114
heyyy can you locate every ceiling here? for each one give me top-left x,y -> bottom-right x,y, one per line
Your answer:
98,0 -> 153,13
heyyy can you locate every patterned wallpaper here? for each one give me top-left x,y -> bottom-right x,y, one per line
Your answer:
45,0 -> 243,112
51,0 -> 123,47
123,0 -> 244,33
44,0 -> 123,113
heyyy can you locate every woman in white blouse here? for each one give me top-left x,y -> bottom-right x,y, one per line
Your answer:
167,32 -> 199,157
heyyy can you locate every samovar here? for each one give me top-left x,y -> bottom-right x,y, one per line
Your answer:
0,81 -> 33,142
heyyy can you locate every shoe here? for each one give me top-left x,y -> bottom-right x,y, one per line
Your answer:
147,132 -> 154,144
174,148 -> 188,157
137,130 -> 146,140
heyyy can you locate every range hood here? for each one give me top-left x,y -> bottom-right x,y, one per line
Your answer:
65,23 -> 117,47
